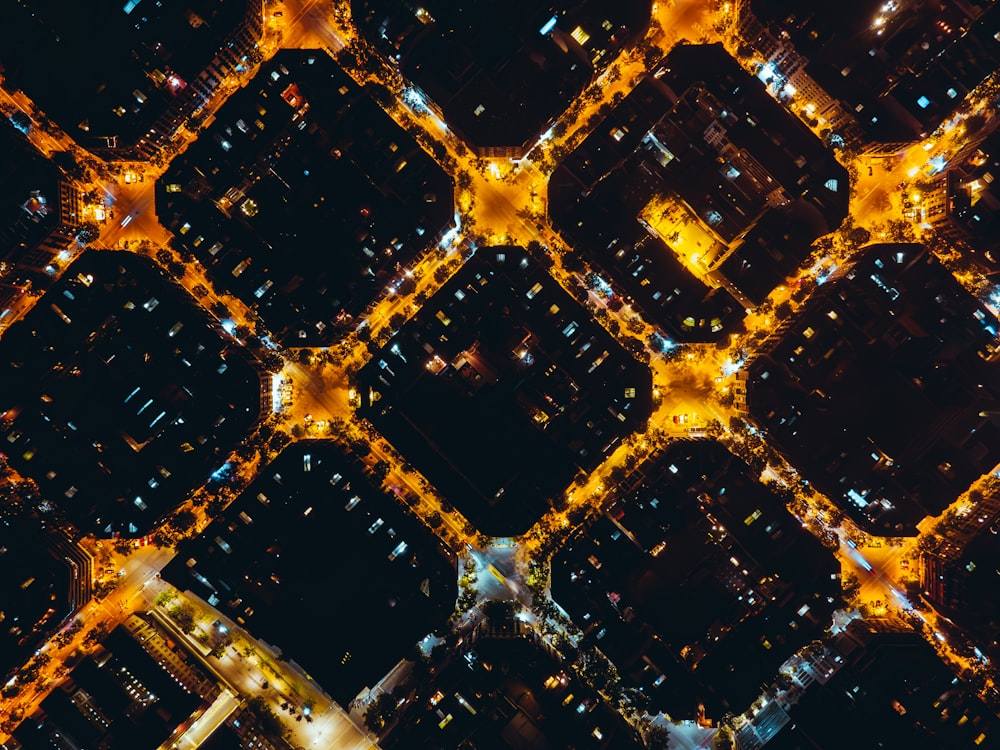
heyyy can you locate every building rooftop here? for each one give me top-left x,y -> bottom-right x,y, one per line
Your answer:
920,496 -> 1000,661
0,120 -> 61,265
157,49 -> 454,345
162,440 -> 457,706
0,250 -> 262,536
718,202 -> 832,306
198,724 -> 246,750
653,44 -> 848,242
357,246 -> 652,536
549,79 -> 741,341
352,0 -> 651,153
749,242 -> 1000,534
931,126 -> 1000,270
935,528 -> 1000,647
553,440 -> 842,716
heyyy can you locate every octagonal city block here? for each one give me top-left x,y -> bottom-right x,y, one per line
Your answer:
553,440 -> 842,717
156,49 -> 455,346
0,250 -> 262,536
749,242 -> 1000,535
358,246 -> 653,536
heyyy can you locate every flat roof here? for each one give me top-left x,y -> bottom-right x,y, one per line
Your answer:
14,625 -> 202,748
383,621 -> 643,749
358,246 -> 652,535
0,119 -> 61,255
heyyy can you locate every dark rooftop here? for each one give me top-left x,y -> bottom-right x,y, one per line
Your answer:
198,723 -> 250,750
357,246 -> 652,536
550,44 -> 846,338
932,126 -> 1000,271
0,250 -> 262,536
198,725 -> 246,750
921,515 -> 1000,660
0,501 -> 71,681
750,0 -> 1000,141
718,202 -> 831,307
0,119 -> 61,263
653,44 -> 848,241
